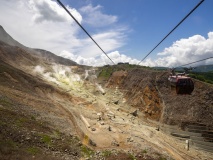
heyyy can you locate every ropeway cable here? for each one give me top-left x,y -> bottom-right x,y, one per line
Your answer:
138,0 -> 205,65
156,56 -> 213,79
56,0 -> 115,65
174,56 -> 213,68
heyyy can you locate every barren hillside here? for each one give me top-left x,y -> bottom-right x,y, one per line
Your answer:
0,26 -> 213,160
105,68 -> 213,127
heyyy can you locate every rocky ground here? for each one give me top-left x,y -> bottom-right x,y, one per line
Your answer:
1,60 -> 213,159
1,25 -> 213,160
105,67 -> 213,127
0,61 -> 170,160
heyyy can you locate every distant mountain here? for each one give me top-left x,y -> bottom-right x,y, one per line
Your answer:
174,65 -> 213,73
0,25 -> 77,66
191,65 -> 213,72
0,40 -> 39,67
153,65 -> 213,73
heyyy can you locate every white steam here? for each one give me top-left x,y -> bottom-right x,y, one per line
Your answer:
33,64 -> 82,88
33,65 -> 105,94
34,65 -> 45,73
95,83 -> 105,95
84,69 -> 105,94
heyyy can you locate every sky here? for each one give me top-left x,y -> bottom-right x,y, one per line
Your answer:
0,0 -> 213,67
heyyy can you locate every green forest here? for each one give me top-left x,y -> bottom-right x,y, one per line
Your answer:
190,72 -> 213,84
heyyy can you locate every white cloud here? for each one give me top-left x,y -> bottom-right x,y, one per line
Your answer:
154,32 -> 213,67
0,0 -> 81,53
103,51 -> 139,65
59,50 -> 103,66
29,0 -> 82,24
80,4 -> 117,27
0,1 -> 212,68
59,32 -> 213,67
71,28 -> 127,58
0,0 -> 127,60
59,50 -> 139,66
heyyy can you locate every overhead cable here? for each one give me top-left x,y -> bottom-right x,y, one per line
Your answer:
56,0 -> 115,65
174,56 -> 213,68
156,56 -> 213,80
138,0 -> 205,65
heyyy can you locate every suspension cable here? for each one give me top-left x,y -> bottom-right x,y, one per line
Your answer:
174,56 -> 213,69
56,0 -> 115,65
138,0 -> 205,65
156,56 -> 213,80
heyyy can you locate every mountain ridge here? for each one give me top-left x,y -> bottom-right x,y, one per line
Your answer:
153,64 -> 213,72
0,25 -> 77,67
0,25 -> 26,48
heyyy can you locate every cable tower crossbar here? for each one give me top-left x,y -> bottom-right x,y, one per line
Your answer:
56,0 -> 115,65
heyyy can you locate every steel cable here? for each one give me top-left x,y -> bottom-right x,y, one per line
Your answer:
56,0 -> 115,65
138,0 -> 205,65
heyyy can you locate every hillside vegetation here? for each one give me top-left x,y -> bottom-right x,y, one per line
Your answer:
190,71 -> 213,84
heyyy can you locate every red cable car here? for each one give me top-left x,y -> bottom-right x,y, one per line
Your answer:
168,72 -> 194,94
